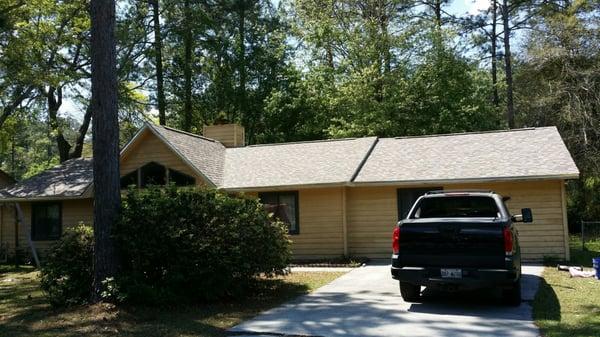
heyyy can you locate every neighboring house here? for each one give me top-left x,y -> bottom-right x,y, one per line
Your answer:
0,169 -> 15,259
0,123 -> 580,261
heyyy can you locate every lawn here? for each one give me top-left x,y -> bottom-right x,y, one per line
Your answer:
0,266 -> 344,337
533,237 -> 600,337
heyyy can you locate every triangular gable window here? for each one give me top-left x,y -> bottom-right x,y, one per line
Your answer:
120,162 -> 196,188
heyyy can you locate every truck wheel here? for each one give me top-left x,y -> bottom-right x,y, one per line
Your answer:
399,282 -> 420,302
503,280 -> 521,306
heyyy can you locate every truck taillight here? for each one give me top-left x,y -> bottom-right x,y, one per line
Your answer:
392,227 -> 401,254
503,227 -> 513,255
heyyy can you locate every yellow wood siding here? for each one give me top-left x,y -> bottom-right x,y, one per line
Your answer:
0,199 -> 93,256
346,180 -> 568,261
247,188 -> 345,259
120,130 -> 206,186
293,188 -> 345,259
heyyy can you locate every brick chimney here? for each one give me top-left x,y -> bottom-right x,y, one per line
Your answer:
202,123 -> 245,147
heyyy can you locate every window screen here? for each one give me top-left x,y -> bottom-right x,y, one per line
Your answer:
31,202 -> 62,241
120,170 -> 138,189
140,162 -> 166,187
259,191 -> 299,234
169,168 -> 195,186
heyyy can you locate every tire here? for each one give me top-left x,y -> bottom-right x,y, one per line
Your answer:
503,279 -> 522,306
399,282 -> 420,302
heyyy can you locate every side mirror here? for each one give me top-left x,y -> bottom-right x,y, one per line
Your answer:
522,208 -> 533,223
512,208 -> 533,223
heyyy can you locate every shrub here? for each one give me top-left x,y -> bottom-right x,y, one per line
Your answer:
40,224 -> 94,306
115,186 -> 291,304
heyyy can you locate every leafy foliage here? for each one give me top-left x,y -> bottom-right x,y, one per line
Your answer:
0,0 -> 599,225
114,186 -> 291,304
40,224 -> 94,307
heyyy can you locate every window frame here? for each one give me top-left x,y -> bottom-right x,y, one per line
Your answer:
258,191 -> 300,235
31,201 -> 63,241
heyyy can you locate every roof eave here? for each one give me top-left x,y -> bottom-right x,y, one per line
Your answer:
350,173 -> 580,187
0,194 -> 93,203
222,181 -> 349,193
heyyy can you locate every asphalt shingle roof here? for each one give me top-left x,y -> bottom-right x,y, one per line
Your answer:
0,158 -> 92,200
353,127 -> 579,184
222,137 -> 377,189
0,125 -> 579,200
149,124 -> 226,186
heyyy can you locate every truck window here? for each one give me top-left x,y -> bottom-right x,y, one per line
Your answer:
411,196 -> 500,218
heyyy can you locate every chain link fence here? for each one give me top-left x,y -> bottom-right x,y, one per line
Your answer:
581,221 -> 600,251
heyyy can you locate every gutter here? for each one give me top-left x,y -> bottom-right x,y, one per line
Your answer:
348,173 -> 581,187
0,195 -> 93,203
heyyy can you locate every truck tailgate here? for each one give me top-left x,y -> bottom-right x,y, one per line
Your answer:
398,220 -> 505,268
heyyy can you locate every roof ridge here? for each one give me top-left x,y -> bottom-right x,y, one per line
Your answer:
391,127 -> 549,140
151,123 -> 220,143
350,138 -> 379,182
245,137 -> 376,148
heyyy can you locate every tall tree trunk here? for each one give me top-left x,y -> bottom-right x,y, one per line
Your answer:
46,88 -> 93,162
46,87 -> 72,163
70,105 -> 93,159
491,0 -> 499,107
182,0 -> 193,131
379,3 -> 391,75
501,0 -> 515,128
150,0 -> 166,125
434,0 -> 442,29
237,0 -> 247,122
326,0 -> 335,71
90,0 -> 120,302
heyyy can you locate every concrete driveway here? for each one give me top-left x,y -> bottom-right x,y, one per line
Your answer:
229,262 -> 543,337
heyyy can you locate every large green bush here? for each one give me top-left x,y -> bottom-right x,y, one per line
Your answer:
115,186 -> 291,304
40,224 -> 94,306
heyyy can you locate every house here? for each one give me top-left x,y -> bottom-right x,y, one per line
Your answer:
0,123 -> 579,261
0,169 -> 15,259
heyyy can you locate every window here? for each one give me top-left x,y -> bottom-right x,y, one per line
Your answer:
120,162 -> 196,189
411,196 -> 500,218
397,187 -> 442,220
120,170 -> 138,189
259,191 -> 299,234
140,162 -> 166,187
169,168 -> 195,186
31,202 -> 62,241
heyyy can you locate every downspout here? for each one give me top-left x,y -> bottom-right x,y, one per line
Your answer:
342,187 -> 348,257
13,203 -> 18,266
561,181 -> 570,261
15,202 -> 40,268
0,204 -> 5,262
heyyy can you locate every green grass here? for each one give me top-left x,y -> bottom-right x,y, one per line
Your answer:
533,237 -> 600,337
0,266 -> 344,337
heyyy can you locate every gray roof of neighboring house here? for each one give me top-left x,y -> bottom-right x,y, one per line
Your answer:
0,158 -> 92,200
222,137 -> 377,189
149,124 -> 226,186
353,127 -> 580,184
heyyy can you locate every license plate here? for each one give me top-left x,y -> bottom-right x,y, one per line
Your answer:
441,268 -> 462,279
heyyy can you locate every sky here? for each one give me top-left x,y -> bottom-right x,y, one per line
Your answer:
60,0 -> 492,121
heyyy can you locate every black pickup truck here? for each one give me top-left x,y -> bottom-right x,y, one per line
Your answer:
391,190 -> 533,306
